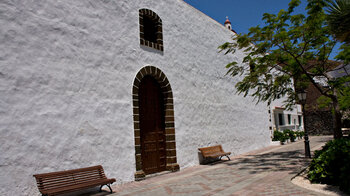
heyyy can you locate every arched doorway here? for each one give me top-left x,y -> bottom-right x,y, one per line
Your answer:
139,76 -> 166,174
132,66 -> 179,180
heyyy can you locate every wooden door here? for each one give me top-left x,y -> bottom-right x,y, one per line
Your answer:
139,76 -> 166,174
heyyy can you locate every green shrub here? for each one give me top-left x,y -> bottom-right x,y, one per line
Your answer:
297,131 -> 304,138
283,129 -> 296,142
272,130 -> 289,143
272,130 -> 284,142
308,138 -> 350,194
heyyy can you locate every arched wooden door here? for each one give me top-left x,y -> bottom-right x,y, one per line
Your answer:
139,75 -> 166,174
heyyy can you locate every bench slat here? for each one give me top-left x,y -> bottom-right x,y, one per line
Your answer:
198,145 -> 231,160
38,178 -> 115,190
37,176 -> 105,188
33,165 -> 115,196
34,165 -> 103,178
36,169 -> 105,179
36,169 -> 106,181
36,173 -> 105,186
42,179 -> 115,195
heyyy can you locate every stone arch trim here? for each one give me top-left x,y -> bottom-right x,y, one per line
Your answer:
139,8 -> 163,51
132,66 -> 179,180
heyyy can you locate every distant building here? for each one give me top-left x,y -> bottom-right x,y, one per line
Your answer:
270,105 -> 303,132
304,63 -> 350,135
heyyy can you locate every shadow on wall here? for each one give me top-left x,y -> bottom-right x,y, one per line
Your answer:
140,45 -> 164,55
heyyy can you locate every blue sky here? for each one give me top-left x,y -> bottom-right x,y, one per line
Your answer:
183,0 -> 340,59
183,0 -> 308,34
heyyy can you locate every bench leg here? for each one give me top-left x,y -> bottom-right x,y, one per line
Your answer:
100,184 -> 113,193
219,156 -> 230,160
106,184 -> 113,193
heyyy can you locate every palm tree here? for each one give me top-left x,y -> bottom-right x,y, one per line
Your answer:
326,0 -> 350,43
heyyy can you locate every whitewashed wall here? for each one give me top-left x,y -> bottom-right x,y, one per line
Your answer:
0,0 -> 271,195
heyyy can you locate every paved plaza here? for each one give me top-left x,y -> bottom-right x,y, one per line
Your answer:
91,136 -> 335,196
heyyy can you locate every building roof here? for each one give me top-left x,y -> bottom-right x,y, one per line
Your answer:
224,17 -> 231,24
327,64 -> 350,78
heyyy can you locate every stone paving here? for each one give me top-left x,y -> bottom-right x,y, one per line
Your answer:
87,136 -> 334,196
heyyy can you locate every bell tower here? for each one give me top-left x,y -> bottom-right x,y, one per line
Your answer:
224,16 -> 232,30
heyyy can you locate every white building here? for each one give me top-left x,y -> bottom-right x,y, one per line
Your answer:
0,0 -> 301,195
269,102 -> 303,132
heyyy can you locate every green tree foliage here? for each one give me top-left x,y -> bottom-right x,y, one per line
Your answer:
318,74 -> 350,111
326,0 -> 350,43
219,0 -> 347,138
326,0 -> 350,114
339,87 -> 350,110
335,43 -> 350,63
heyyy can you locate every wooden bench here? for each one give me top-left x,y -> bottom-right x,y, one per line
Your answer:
33,165 -> 116,196
198,145 -> 231,161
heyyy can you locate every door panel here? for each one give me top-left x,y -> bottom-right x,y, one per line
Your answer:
139,76 -> 166,174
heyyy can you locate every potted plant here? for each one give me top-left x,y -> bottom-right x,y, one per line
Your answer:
280,133 -> 288,145
290,131 -> 296,142
300,131 -> 304,139
273,130 -> 287,145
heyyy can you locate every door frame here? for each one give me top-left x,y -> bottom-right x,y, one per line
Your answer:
132,66 -> 179,180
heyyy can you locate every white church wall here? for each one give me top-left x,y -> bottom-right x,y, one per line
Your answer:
0,0 -> 271,195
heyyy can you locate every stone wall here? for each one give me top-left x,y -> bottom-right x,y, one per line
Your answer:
305,111 -> 333,135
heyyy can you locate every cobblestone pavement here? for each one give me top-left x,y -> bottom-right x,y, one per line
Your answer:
89,136 -> 333,196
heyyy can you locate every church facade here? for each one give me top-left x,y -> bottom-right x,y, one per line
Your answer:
0,0 -> 297,195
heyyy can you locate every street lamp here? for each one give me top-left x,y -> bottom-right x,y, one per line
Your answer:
297,90 -> 311,158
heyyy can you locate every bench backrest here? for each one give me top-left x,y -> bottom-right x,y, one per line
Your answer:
33,165 -> 107,192
198,145 -> 224,157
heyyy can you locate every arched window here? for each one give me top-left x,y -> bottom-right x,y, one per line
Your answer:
139,9 -> 163,51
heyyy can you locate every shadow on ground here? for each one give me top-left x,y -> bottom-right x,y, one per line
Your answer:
60,189 -> 112,196
206,149 -> 310,175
